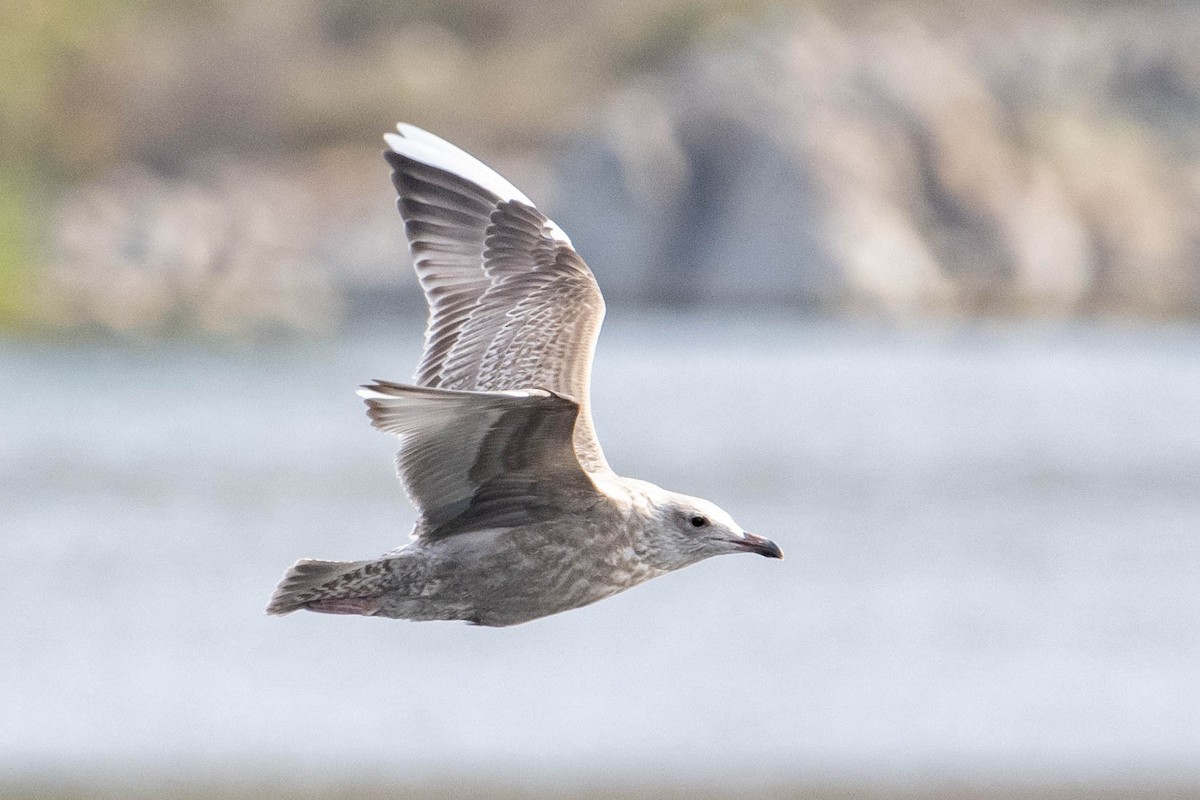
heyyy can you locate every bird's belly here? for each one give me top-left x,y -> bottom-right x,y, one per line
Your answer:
442,531 -> 663,626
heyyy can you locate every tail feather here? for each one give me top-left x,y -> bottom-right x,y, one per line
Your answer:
266,558 -> 374,616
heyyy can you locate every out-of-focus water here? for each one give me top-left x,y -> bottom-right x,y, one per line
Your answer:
3,316 -> 1199,787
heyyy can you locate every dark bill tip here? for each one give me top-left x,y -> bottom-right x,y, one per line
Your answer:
736,532 -> 783,560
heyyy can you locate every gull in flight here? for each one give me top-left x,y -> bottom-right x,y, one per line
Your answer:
267,124 -> 782,626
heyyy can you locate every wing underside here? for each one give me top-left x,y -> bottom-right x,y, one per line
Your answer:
384,125 -> 611,474
358,381 -> 597,540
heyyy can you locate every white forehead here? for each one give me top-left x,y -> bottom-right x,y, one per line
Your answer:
672,492 -> 739,530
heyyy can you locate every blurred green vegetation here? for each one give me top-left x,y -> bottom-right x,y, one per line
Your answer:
0,174 -> 31,327
0,0 -> 135,327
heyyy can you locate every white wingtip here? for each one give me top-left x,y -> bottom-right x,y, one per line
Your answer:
385,124 -> 533,205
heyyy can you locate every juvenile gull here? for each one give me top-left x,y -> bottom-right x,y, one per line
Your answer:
267,124 -> 782,626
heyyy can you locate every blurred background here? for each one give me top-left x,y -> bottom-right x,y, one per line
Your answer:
4,1 -> 1199,798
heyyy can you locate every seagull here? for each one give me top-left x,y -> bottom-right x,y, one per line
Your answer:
267,123 -> 782,626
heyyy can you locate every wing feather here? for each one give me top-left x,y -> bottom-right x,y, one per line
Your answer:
385,125 -> 611,472
357,381 -> 598,540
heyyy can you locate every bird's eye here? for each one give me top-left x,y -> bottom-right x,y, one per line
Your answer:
689,515 -> 708,528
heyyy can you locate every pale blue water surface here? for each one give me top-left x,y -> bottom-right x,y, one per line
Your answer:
3,316 -> 1199,787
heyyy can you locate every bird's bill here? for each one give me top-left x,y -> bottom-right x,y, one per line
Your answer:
735,532 -> 783,559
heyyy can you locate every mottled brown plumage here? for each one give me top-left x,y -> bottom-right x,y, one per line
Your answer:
267,124 -> 781,626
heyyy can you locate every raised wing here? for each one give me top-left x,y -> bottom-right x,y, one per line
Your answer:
358,381 -> 599,540
384,124 -> 610,473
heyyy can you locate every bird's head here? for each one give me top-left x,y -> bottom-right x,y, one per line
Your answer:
640,487 -> 783,571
